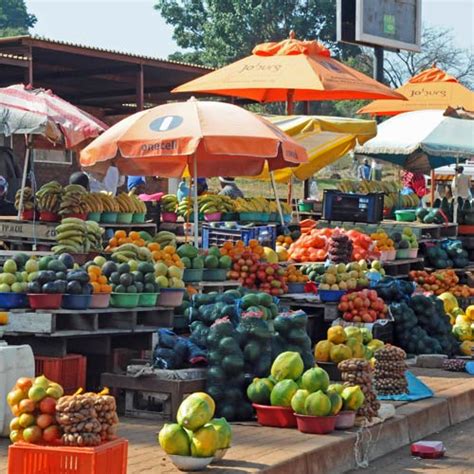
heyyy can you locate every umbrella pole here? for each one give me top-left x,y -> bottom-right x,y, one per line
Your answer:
17,135 -> 33,220
270,172 -> 285,226
430,170 -> 435,206
453,157 -> 459,223
286,90 -> 295,115
193,155 -> 199,247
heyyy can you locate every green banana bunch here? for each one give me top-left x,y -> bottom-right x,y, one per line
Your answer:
161,194 -> 179,212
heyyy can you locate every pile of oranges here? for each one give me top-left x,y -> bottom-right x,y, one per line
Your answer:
285,264 -> 309,283
106,230 -> 146,250
219,239 -> 264,259
87,266 -> 112,294
147,242 -> 184,268
370,231 -> 395,251
276,235 -> 293,250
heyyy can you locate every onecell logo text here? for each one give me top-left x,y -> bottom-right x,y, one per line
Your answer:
141,141 -> 177,152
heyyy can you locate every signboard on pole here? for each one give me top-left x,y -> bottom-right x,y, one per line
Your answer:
337,0 -> 422,52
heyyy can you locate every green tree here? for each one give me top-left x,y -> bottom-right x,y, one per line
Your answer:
155,0 -> 360,68
0,0 -> 37,37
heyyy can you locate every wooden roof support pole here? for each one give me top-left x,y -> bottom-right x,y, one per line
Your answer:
24,45 -> 33,86
136,64 -> 144,111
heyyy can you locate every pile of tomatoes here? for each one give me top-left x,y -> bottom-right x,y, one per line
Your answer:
337,289 -> 388,323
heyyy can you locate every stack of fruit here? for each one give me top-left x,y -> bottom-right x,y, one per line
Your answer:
158,393 -> 232,464
110,243 -> 153,263
373,345 -> 408,395
114,192 -> 137,214
36,181 -> 63,215
409,269 -> 474,297
58,184 -> 88,217
14,187 -> 35,214
97,193 -> 120,214
328,232 -> 353,264
81,192 -> 104,215
26,256 -> 71,295
8,375 -> 64,445
197,194 -> 226,216
152,230 -> 177,249
52,218 -> 103,254
203,246 -> 232,274
314,325 -> 384,364
177,196 -> 193,219
0,257 -> 29,294
239,292 -> 279,321
338,289 -> 388,323
370,230 -> 395,252
106,230 -> 148,250
104,261 -> 160,293
284,265 -> 308,285
246,352 -> 365,420
86,263 -> 112,294
177,244 -> 204,272
338,358 -> 380,420
160,194 -> 179,215
391,228 -> 418,255
148,242 -> 184,269
154,260 -> 185,289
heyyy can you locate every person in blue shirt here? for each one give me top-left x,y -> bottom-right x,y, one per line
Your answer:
127,176 -> 146,194
218,177 -> 243,199
177,178 -> 208,201
357,159 -> 371,181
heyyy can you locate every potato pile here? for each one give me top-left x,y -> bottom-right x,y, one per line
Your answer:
338,358 -> 380,420
56,392 -> 118,446
374,345 -> 408,395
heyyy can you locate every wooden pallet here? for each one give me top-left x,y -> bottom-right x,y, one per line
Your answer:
5,306 -> 174,335
382,257 -> 425,276
101,371 -> 206,420
383,220 -> 458,239
279,294 -> 339,321
193,280 -> 241,293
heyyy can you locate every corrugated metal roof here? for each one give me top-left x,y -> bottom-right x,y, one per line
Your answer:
0,35 -> 213,71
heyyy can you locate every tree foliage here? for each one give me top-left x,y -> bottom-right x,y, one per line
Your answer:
155,0 -> 360,67
0,0 -> 37,37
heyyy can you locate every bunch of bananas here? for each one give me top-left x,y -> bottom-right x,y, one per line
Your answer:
98,193 -> 120,213
281,202 -> 293,214
82,193 -> 105,213
197,194 -> 226,214
116,192 -> 136,213
234,197 -> 269,212
111,243 -> 153,263
338,179 -> 401,194
177,197 -> 193,218
36,181 -> 63,213
219,195 -> 236,213
128,192 -> 147,214
161,194 -> 179,212
153,230 -> 177,248
14,187 -> 35,211
52,218 -> 105,254
58,184 -> 88,216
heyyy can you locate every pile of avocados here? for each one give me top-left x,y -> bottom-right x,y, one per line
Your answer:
425,241 -> 469,269
100,261 -> 159,294
27,254 -> 92,295
417,197 -> 474,224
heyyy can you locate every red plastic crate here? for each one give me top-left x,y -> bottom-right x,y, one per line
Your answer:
8,438 -> 128,474
35,354 -> 87,394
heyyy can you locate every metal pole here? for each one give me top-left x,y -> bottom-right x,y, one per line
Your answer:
136,64 -> 144,111
373,47 -> 385,83
193,155 -> 199,247
17,135 -> 33,220
270,172 -> 285,226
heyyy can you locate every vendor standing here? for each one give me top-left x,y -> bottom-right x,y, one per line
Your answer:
452,166 -> 472,199
218,177 -> 244,199
0,176 -> 17,216
87,166 -> 124,195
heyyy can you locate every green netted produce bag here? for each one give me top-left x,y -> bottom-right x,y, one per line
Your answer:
237,311 -> 273,378
206,317 -> 253,421
272,310 -> 314,369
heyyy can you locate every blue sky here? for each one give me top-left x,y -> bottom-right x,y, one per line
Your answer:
26,0 -> 474,60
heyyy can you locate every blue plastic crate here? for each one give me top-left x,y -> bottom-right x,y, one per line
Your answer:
202,223 -> 276,249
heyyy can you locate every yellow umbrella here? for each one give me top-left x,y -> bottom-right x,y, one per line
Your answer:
254,115 -> 376,182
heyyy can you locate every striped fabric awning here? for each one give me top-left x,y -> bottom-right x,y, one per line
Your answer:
0,84 -> 107,148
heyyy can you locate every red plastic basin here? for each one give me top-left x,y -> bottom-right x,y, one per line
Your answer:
295,414 -> 337,434
28,293 -> 63,310
162,212 -> 178,223
39,211 -> 59,222
252,404 -> 297,428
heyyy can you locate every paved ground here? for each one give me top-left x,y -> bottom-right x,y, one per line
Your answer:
349,417 -> 474,474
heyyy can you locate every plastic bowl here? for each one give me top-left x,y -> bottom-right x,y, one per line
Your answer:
168,455 -> 213,471
132,212 -> 146,223
62,213 -> 87,220
39,211 -> 59,222
239,212 -> 260,222
138,293 -> 158,307
87,212 -> 102,222
395,210 -> 417,222
298,202 -> 313,212
258,213 -> 270,223
162,212 -> 178,223
380,249 -> 396,262
202,269 -> 228,281
407,248 -> 419,258
252,403 -> 297,428
212,448 -> 229,463
21,209 -> 35,221
116,212 -> 133,224
221,212 -> 237,221
396,249 -> 410,259
335,411 -> 356,430
90,293 -> 111,308
287,282 -> 306,294
28,293 -> 63,310
183,268 -> 204,283
157,289 -> 185,307
62,294 -> 92,310
318,289 -> 346,303
204,212 -> 222,222
295,414 -> 337,434
110,293 -> 140,308
0,293 -> 29,309
101,212 -> 118,223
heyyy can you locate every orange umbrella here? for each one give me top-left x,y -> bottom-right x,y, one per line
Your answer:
173,33 -> 405,113
358,66 -> 474,116
80,99 -> 306,178
80,99 -> 307,244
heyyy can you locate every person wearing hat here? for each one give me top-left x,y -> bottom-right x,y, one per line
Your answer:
127,176 -> 146,194
218,177 -> 244,199
177,178 -> 208,201
0,176 -> 17,216
452,166 -> 472,200
69,171 -> 90,190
